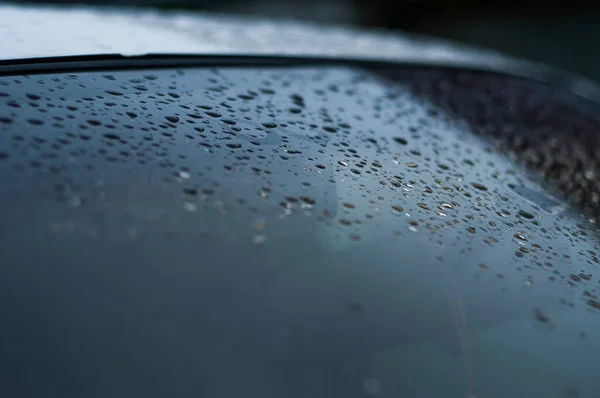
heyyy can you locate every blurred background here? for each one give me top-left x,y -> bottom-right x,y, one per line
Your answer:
10,0 -> 600,82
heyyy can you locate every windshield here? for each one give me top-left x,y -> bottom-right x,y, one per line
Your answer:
0,63 -> 599,397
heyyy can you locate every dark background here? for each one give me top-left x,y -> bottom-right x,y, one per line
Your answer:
13,0 -> 600,82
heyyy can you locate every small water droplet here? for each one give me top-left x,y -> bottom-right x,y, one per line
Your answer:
251,234 -> 267,244
183,202 -> 197,212
177,171 -> 191,180
517,210 -> 535,219
471,182 -> 488,191
513,233 -> 527,241
391,205 -> 404,214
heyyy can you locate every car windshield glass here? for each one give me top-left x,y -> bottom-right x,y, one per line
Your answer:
1,63 -> 599,398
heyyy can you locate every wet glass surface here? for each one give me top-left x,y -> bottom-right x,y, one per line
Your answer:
0,64 -> 599,397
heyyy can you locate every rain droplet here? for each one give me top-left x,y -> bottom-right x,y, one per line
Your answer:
183,202 -> 197,212
251,234 -> 267,244
391,205 -> 404,214
517,210 -> 535,219
513,233 -> 527,241
471,182 -> 488,191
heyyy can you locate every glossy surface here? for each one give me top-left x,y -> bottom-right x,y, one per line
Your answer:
1,65 -> 600,397
0,4 -> 498,63
3,4 -> 600,104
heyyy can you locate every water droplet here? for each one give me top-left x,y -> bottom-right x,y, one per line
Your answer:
177,171 -> 191,180
517,210 -> 535,219
103,133 -> 120,140
391,205 -> 404,214
251,234 -> 267,244
183,188 -> 199,196
69,196 -> 81,207
513,233 -> 527,241
534,308 -> 550,323
183,202 -> 197,212
300,196 -> 316,205
27,119 -> 44,126
471,182 -> 488,191
587,299 -> 600,310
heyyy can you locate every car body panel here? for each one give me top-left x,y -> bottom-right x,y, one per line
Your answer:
2,5 -> 600,398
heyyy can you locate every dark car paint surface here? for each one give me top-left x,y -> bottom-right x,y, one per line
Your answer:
2,4 -> 600,398
0,62 -> 599,397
